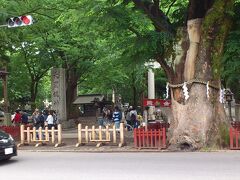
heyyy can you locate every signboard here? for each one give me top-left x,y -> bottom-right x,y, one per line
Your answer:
143,99 -> 171,107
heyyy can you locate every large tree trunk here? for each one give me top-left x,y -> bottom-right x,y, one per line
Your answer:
166,0 -> 233,150
131,0 -> 234,150
131,71 -> 137,107
169,84 -> 227,150
30,81 -> 38,110
133,0 -> 233,149
66,68 -> 79,119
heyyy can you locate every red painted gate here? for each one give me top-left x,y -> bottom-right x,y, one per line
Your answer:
230,122 -> 240,150
134,127 -> 167,149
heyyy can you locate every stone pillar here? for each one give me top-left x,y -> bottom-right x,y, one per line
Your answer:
148,68 -> 155,99
148,68 -> 155,120
51,68 -> 67,125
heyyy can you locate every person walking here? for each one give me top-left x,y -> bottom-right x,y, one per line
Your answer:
112,106 -> 122,129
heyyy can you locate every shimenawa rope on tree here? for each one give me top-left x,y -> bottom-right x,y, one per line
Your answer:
165,79 -> 224,103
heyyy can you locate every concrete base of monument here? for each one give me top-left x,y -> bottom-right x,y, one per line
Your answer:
61,119 -> 76,129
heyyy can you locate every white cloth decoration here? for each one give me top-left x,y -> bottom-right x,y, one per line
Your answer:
182,82 -> 189,100
166,83 -> 169,99
206,81 -> 210,99
219,88 -> 225,103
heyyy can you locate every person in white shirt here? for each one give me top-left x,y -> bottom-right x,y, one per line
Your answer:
129,106 -> 137,117
46,110 -> 54,129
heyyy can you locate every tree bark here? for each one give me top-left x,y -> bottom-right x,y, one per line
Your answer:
169,83 -> 227,150
66,68 -> 78,119
134,0 -> 233,150
30,81 -> 38,110
131,71 -> 137,107
167,0 -> 233,150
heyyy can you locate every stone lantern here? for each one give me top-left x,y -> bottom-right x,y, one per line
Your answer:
225,89 -> 233,121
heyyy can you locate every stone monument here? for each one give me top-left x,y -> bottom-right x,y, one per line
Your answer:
51,68 -> 67,126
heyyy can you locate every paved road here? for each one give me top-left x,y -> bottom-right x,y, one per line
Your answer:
1,151 -> 240,180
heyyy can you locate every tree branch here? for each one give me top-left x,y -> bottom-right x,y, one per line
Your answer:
187,0 -> 214,20
39,31 -> 57,63
132,0 -> 175,34
153,0 -> 159,9
155,54 -> 174,82
36,67 -> 51,81
23,5 -> 65,20
20,45 -> 36,81
127,26 -> 141,37
166,0 -> 177,16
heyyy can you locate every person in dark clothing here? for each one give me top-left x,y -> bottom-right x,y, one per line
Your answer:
35,111 -> 45,129
35,111 -> 45,140
130,106 -> 138,128
42,109 -> 49,121
21,110 -> 29,125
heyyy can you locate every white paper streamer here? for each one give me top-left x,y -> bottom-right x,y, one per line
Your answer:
206,81 -> 210,99
219,88 -> 225,103
182,82 -> 189,100
166,83 -> 169,99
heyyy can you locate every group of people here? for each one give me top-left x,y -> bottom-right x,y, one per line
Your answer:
11,108 -> 59,129
32,109 -> 59,129
97,105 -> 122,129
97,104 -> 168,131
11,110 -> 29,126
97,105 -> 141,130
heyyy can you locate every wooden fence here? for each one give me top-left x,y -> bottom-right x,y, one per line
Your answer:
18,124 -> 63,147
76,123 -> 125,147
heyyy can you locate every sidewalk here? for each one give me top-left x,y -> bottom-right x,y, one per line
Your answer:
14,116 -> 235,153
16,128 -> 234,153
17,128 -> 165,152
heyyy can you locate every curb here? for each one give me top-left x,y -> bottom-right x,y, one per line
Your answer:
17,147 -> 236,153
17,149 -> 169,153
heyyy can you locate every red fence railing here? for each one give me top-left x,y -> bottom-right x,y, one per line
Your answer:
147,122 -> 170,130
134,127 -> 167,149
230,121 -> 240,150
0,126 -> 20,139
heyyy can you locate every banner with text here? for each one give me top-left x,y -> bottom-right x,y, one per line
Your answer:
143,99 -> 171,107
